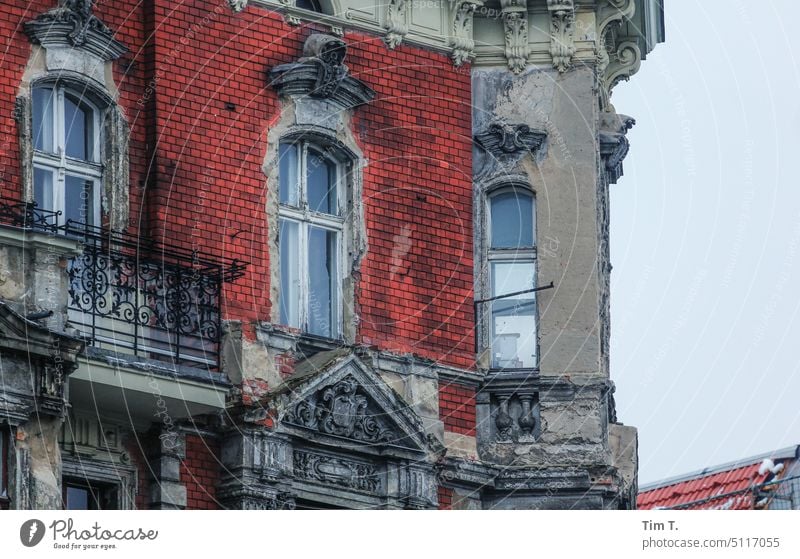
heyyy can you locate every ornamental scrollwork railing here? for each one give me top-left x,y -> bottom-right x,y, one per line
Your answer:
63,221 -> 246,370
0,196 -> 247,370
0,195 -> 61,232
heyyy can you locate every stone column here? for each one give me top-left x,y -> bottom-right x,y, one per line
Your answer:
147,429 -> 187,510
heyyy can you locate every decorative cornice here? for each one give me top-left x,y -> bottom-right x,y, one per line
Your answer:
450,0 -> 480,67
24,0 -> 127,61
547,0 -> 575,73
269,34 -> 376,110
384,0 -> 409,49
501,0 -> 529,74
475,121 -> 547,159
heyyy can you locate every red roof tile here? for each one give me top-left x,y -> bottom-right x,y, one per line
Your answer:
638,462 -> 776,510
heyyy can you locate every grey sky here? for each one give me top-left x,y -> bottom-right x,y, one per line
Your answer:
610,0 -> 800,485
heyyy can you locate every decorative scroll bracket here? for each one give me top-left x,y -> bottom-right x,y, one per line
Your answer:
501,0 -> 529,74
547,0 -> 575,73
384,0 -> 409,49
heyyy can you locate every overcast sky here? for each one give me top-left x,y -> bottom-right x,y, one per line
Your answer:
610,0 -> 800,485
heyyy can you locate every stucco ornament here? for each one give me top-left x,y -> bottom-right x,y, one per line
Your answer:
500,0 -> 529,74
475,122 -> 547,158
384,0 -> 409,48
547,0 -> 575,72
24,0 -> 127,60
450,0 -> 479,67
227,0 -> 249,13
269,34 -> 376,109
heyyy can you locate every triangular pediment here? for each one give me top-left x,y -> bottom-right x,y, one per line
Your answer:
273,351 -> 434,456
0,302 -> 84,362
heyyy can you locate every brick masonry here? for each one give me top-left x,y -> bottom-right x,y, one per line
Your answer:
437,485 -> 453,510
180,434 -> 221,510
439,382 -> 477,436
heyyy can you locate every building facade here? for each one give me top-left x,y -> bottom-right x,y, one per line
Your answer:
0,0 -> 663,510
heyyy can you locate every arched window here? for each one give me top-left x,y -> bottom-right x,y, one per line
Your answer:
31,85 -> 101,229
487,187 -> 537,369
278,140 -> 345,339
295,0 -> 323,12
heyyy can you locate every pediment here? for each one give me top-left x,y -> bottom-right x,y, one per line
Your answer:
0,302 -> 84,362
273,351 -> 435,456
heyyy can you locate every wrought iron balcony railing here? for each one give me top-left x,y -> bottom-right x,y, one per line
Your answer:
0,196 -> 247,370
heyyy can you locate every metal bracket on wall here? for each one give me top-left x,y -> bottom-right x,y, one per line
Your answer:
473,281 -> 555,354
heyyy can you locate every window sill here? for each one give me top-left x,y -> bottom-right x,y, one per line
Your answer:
257,322 -> 346,357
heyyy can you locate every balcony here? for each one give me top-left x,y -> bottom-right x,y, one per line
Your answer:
0,196 -> 246,370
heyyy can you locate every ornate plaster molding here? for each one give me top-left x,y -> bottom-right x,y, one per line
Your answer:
599,108 -> 635,184
269,34 -> 376,110
475,121 -> 547,159
285,374 -> 398,443
601,40 -> 641,108
450,0 -> 480,67
547,0 -> 575,73
293,450 -> 381,493
596,0 -> 638,108
384,0 -> 409,49
228,0 -> 249,12
501,0 -> 529,74
24,0 -> 127,61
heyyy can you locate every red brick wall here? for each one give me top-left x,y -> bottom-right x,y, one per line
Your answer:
1,1 -> 476,368
180,434 -> 221,510
144,1 -> 475,367
439,382 -> 477,436
438,485 -> 453,510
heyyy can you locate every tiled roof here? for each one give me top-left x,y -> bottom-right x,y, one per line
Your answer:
638,447 -> 799,510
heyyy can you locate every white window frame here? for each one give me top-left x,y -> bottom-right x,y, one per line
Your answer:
278,140 -> 346,339
486,186 -> 538,370
32,84 -> 102,228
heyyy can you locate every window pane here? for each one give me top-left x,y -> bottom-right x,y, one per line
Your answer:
306,149 -> 337,215
32,87 -> 54,153
66,486 -> 90,510
491,261 -> 536,368
65,175 -> 95,226
279,219 -> 300,328
296,0 -> 322,11
490,191 -> 534,248
64,93 -> 93,161
308,226 -> 337,337
33,167 -> 55,225
279,143 -> 299,206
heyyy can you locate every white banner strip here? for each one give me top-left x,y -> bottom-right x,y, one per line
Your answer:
2,511 -> 799,558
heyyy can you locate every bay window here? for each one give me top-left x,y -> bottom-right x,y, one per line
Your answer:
31,85 -> 101,229
278,141 -> 344,339
488,188 -> 537,369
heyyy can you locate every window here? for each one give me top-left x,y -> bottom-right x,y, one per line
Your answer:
278,141 -> 344,339
295,0 -> 322,12
487,188 -> 537,369
31,85 -> 101,229
63,479 -> 118,510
